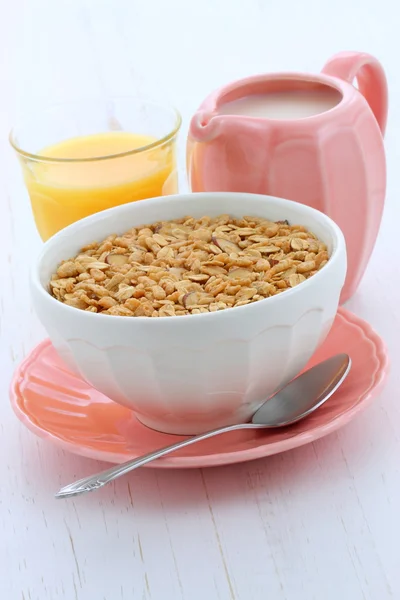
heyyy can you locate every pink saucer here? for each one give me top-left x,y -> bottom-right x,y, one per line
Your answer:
10,308 -> 389,468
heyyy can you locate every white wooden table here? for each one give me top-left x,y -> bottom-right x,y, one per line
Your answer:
1,1 -> 399,598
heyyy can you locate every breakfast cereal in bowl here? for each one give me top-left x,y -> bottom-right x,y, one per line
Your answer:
49,215 -> 329,318
31,192 -> 346,434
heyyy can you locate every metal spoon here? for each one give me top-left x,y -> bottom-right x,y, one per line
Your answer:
55,353 -> 350,499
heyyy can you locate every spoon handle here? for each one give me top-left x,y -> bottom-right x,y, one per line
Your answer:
55,422 -> 256,499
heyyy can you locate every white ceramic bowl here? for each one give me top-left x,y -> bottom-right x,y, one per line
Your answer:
31,192 -> 346,435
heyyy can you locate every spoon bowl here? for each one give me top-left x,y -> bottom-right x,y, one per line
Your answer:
252,353 -> 350,426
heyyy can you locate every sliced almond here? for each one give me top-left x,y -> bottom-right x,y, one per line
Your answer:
115,286 -> 136,301
105,253 -> 129,267
208,243 -> 222,255
288,274 -> 306,287
168,267 -> 186,277
263,224 -> 280,237
190,229 -> 213,242
236,228 -> 257,236
236,287 -> 257,300
187,273 -> 210,282
171,225 -> 189,240
201,265 -> 226,276
152,233 -> 169,247
211,237 -> 241,254
255,245 -> 280,254
290,238 -> 309,251
227,268 -> 252,280
157,246 -> 175,261
182,291 -> 199,307
202,259 -> 225,267
86,261 -> 109,270
246,249 -> 262,258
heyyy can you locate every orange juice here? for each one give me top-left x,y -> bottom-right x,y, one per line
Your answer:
22,132 -> 178,240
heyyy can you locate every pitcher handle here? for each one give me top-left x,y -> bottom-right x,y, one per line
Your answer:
322,51 -> 388,135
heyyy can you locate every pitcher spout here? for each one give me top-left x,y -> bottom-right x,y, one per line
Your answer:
189,111 -> 222,143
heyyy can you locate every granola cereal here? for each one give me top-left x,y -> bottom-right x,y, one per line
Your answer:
49,214 -> 329,317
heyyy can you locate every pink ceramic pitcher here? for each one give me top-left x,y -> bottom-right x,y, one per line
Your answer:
187,51 -> 388,303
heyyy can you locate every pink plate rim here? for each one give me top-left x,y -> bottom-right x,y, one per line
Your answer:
9,307 -> 390,468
